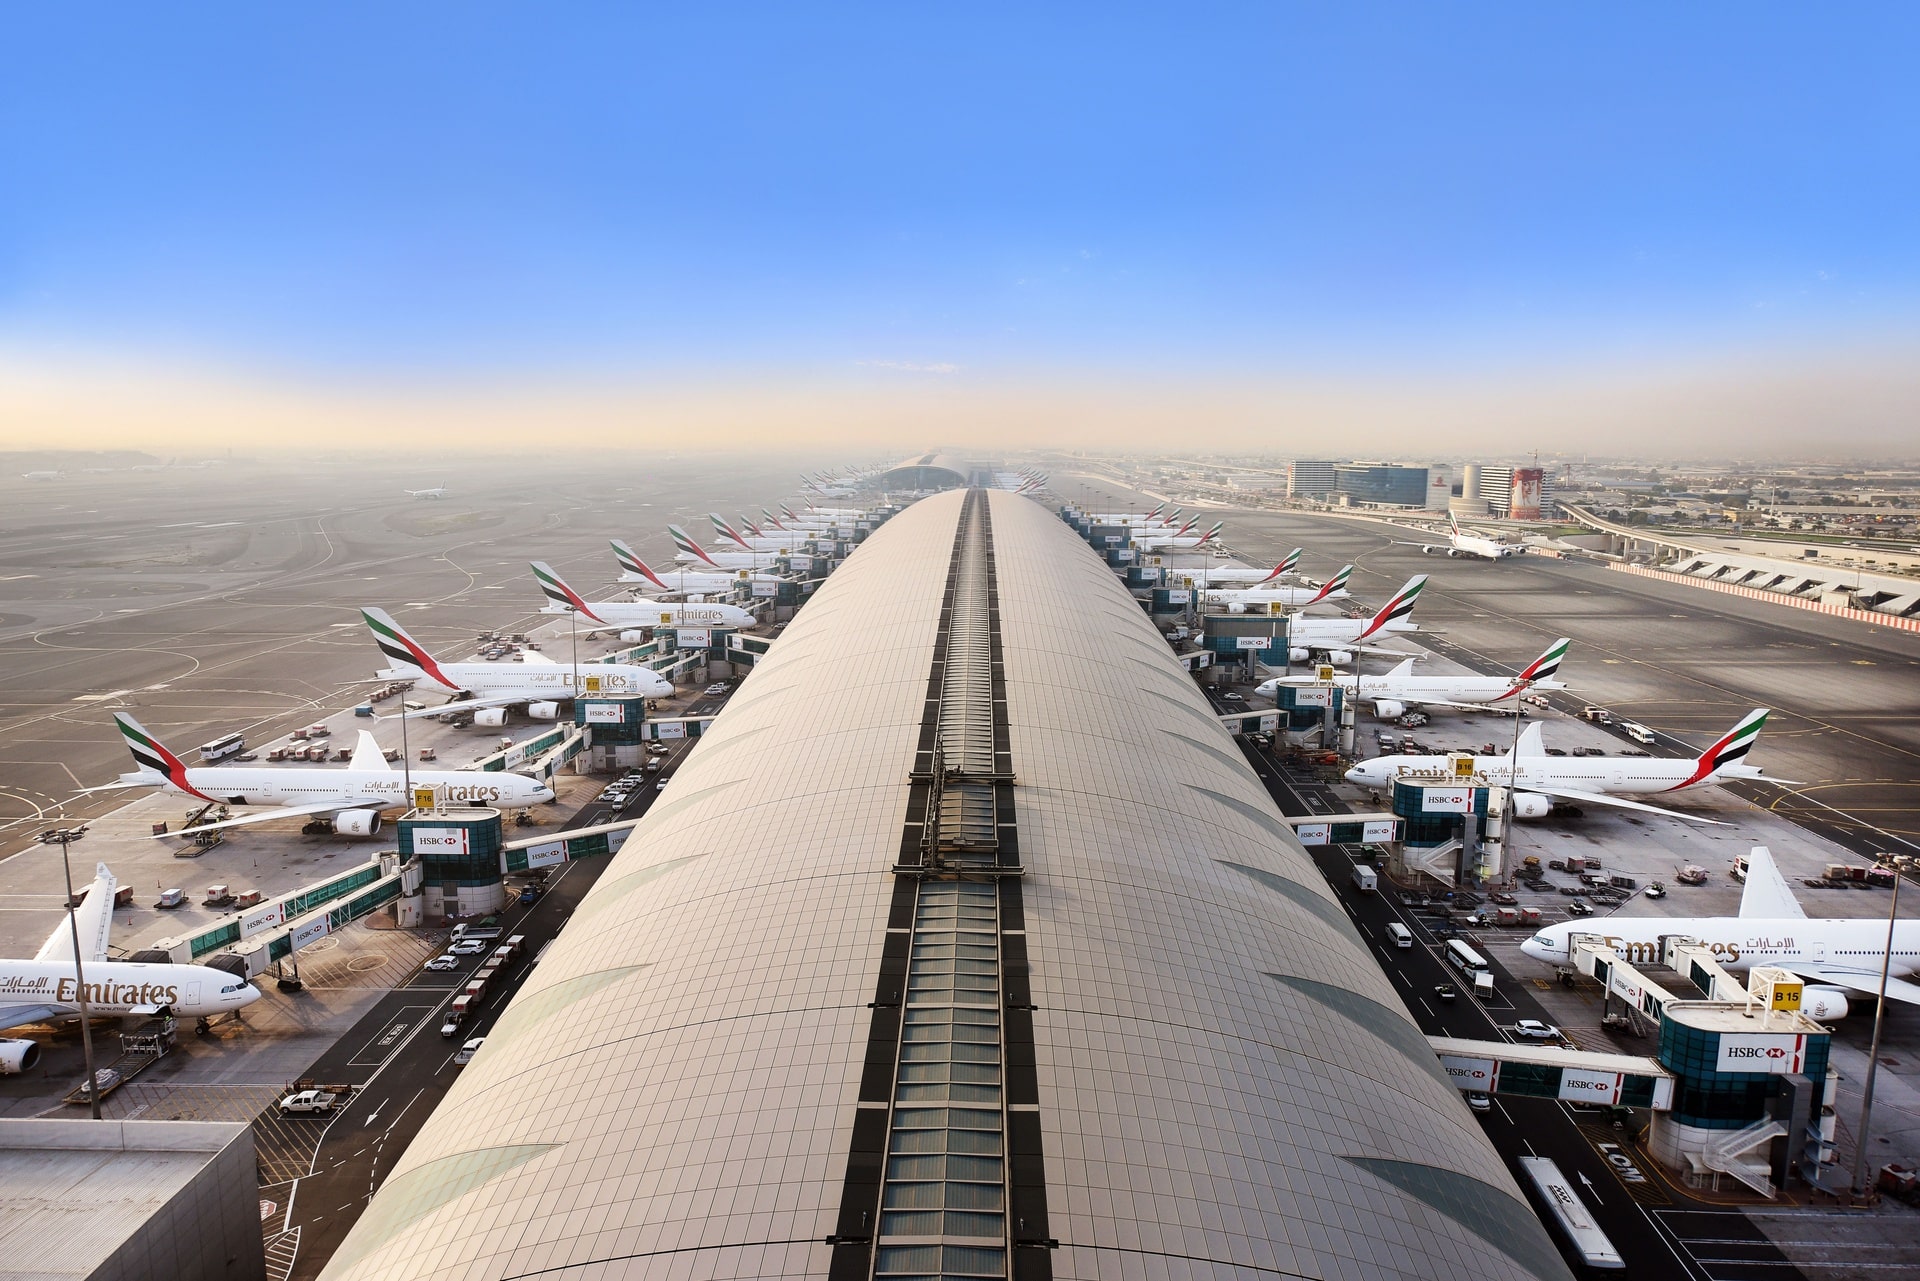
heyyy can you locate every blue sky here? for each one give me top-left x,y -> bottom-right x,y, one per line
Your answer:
2,4 -> 1917,382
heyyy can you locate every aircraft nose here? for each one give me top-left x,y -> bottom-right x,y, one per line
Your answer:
237,984 -> 263,1007
1343,767 -> 1365,784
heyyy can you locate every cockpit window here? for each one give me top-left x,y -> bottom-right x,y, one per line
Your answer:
1526,934 -> 1554,950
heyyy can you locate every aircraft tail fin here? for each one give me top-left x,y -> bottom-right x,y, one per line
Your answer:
1199,521 -> 1225,545
1687,708 -> 1772,784
1512,722 -> 1547,757
1306,564 -> 1353,605
612,540 -> 669,590
530,562 -> 606,623
1257,548 -> 1302,585
1516,637 -> 1572,684
669,525 -> 720,566
708,513 -> 750,549
362,607 -> 455,689
35,862 -> 117,964
1737,846 -> 1807,920
1357,574 -> 1428,639
111,712 -> 215,801
350,730 -> 391,772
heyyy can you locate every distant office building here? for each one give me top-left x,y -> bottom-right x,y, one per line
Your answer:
1423,463 -> 1454,510
1477,465 -> 1555,519
1334,463 -> 1430,508
1286,459 -> 1337,498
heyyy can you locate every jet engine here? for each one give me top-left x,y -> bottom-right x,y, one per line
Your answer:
1447,547 -> 1464,558
474,708 -> 508,728
1323,650 -> 1353,666
1227,602 -> 1248,614
1420,544 -> 1441,555
527,701 -> 561,720
332,809 -> 383,837
1372,700 -> 1406,720
1509,793 -> 1554,819
1802,987 -> 1851,1021
0,1039 -> 41,1075
619,630 -> 648,642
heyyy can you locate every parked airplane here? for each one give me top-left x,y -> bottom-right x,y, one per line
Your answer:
762,507 -> 840,532
669,524 -> 780,568
1345,707 -> 1789,823
1182,548 -> 1301,588
1521,847 -> 1916,1020
1282,574 -> 1428,662
1132,520 -> 1225,551
1087,505 -> 1182,527
362,606 -> 672,712
531,562 -> 755,629
405,484 -> 450,500
611,540 -> 773,594
84,713 -> 554,836
1204,565 -> 1353,612
709,514 -> 809,553
1405,512 -> 1517,560
1259,636 -> 1570,714
1,863 -> 260,1069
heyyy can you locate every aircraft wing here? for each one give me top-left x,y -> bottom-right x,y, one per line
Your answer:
1523,784 -> 1732,826
1786,967 -> 1920,1006
0,1002 -> 70,1032
349,730 -> 392,772
149,801 -> 348,838
517,649 -> 557,665
35,863 -> 117,964
379,692 -> 527,720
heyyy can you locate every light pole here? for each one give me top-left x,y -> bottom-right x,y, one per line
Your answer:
55,829 -> 102,1119
1850,867 -> 1903,1202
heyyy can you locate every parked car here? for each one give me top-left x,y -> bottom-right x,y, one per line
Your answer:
1434,984 -> 1457,1004
703,683 -> 730,696
449,940 -> 489,956
279,1089 -> 338,1115
454,1037 -> 486,1066
1514,1019 -> 1561,1040
1466,1091 -> 1492,1113
424,955 -> 460,971
1566,901 -> 1594,916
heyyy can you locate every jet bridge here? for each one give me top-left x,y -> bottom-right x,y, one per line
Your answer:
1429,1036 -> 1674,1108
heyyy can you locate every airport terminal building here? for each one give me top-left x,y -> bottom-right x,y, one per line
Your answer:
320,490 -> 1570,1280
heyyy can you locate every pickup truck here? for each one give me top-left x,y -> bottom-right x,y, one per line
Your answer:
279,1089 -> 339,1115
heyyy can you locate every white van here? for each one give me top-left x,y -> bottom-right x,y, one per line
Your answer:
1385,923 -> 1414,949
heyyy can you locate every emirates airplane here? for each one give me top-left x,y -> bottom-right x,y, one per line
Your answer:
1344,708 -> 1790,823
1203,565 -> 1353,611
668,524 -> 782,569
1521,847 -> 1917,1020
611,540 -> 775,594
1132,520 -> 1225,550
362,607 -> 672,713
711,513 -> 810,552
1258,637 -> 1571,716
2,862 -> 260,1072
1281,574 -> 1428,663
90,713 -> 554,836
531,562 -> 755,629
1183,547 -> 1302,587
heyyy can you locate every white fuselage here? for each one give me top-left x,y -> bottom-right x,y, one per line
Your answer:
1288,616 -> 1415,647
542,599 -> 755,628
158,764 -> 554,809
1522,918 -> 1920,975
725,532 -> 811,551
1261,672 -> 1566,705
1344,751 -> 1754,797
674,548 -> 780,568
1133,532 -> 1213,550
1429,531 -> 1514,559
387,661 -> 672,700
620,569 -> 774,593
2,960 -> 260,1025
1203,585 -> 1346,608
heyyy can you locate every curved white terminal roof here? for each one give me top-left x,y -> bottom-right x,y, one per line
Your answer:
878,451 -> 972,491
321,489 -> 1570,1281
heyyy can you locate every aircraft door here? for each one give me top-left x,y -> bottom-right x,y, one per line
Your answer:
185,981 -> 202,1009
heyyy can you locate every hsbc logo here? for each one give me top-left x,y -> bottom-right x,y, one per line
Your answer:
1725,1046 -> 1786,1061
1716,1033 -> 1806,1074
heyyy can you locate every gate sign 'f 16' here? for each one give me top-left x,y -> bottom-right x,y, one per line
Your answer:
1522,847 -> 1918,1021
1,862 -> 260,1067
1344,708 -> 1790,824
362,607 -> 672,712
531,562 -> 754,629
91,712 -> 554,836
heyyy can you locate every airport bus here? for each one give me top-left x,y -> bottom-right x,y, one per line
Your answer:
197,732 -> 245,763
1444,938 -> 1488,974
1518,1156 -> 1624,1270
